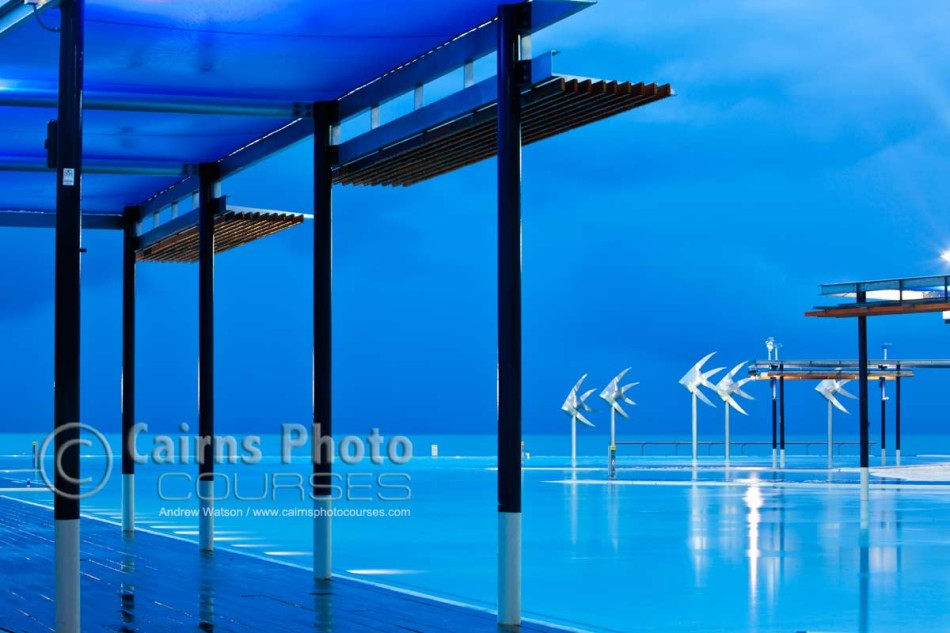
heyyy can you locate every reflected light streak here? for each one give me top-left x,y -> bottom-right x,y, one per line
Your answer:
688,484 -> 708,586
607,482 -> 619,553
744,485 -> 763,608
569,468 -> 578,545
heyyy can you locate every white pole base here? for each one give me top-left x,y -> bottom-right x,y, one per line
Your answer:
498,511 -> 521,625
199,478 -> 214,551
313,497 -> 332,580
55,519 -> 80,633
724,408 -> 730,467
896,449 -> 901,466
881,449 -> 886,466
122,473 -> 135,533
780,448 -> 785,470
860,467 -> 869,501
771,448 -> 777,469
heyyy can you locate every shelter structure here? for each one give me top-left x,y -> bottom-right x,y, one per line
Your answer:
0,0 -> 672,629
806,275 -> 950,496
748,362 -> 913,468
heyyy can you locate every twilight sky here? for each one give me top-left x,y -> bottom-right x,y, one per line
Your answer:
1,1 -> 949,442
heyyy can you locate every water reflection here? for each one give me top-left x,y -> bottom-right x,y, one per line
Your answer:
199,551 -> 214,631
744,485 -> 763,610
688,484 -> 708,586
741,478 -> 781,621
569,468 -> 578,545
313,579 -> 333,630
859,495 -> 869,633
119,535 -> 135,632
860,494 -> 905,632
607,480 -> 619,553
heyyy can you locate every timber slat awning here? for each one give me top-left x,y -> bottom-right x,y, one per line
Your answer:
136,208 -> 304,263
335,79 -> 673,186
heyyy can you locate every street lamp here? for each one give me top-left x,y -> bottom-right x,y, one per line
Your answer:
880,343 -> 893,464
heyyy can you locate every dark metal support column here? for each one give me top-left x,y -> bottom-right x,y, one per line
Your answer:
53,0 -> 85,630
312,101 -> 336,581
770,374 -> 777,468
497,3 -> 529,625
879,376 -> 886,464
121,206 -> 138,534
895,364 -> 902,465
197,162 -> 219,551
857,291 -> 870,498
779,363 -> 785,469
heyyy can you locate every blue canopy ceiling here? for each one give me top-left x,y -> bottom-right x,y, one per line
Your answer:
0,0 -> 588,216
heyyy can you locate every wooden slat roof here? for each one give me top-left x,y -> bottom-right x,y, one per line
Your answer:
335,78 -> 673,186
136,209 -> 304,263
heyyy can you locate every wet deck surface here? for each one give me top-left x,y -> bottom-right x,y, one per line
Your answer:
0,497 -> 565,633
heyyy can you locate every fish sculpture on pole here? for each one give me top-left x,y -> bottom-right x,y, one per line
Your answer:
815,378 -> 857,469
679,353 -> 724,468
714,362 -> 755,466
561,374 -> 596,469
600,368 -> 638,479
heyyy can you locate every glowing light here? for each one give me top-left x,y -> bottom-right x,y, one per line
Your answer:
942,250 -> 950,264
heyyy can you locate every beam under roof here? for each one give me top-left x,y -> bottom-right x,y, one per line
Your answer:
0,209 -> 122,229
0,158 -> 190,177
0,92 -> 310,118
336,1 -> 591,120
0,0 -> 59,38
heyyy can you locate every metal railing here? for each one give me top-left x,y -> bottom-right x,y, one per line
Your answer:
615,440 -> 875,457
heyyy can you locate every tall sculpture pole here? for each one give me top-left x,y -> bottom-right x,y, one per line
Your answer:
713,362 -> 755,467
679,353 -> 724,468
600,368 -> 638,479
816,379 -> 857,469
561,374 -> 595,468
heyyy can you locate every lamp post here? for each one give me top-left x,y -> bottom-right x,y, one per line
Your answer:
880,343 -> 892,465
766,338 -> 777,468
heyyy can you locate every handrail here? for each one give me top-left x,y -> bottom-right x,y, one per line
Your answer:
614,440 -> 876,457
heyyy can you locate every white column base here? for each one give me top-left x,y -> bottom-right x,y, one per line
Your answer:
896,449 -> 901,466
771,448 -> 777,469
55,519 -> 80,633
860,467 -> 869,501
498,511 -> 521,626
313,497 -> 332,580
199,478 -> 214,551
779,448 -> 785,470
122,473 -> 135,533
881,449 -> 886,466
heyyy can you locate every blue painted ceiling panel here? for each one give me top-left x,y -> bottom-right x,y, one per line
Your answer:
0,0 -> 587,215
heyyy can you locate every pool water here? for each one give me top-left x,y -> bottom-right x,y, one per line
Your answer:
2,433 -> 949,632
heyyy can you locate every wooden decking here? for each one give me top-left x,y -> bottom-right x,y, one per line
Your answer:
0,497 -> 573,633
